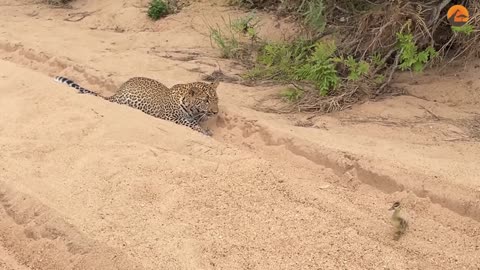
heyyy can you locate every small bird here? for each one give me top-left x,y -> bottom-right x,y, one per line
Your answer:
389,201 -> 408,240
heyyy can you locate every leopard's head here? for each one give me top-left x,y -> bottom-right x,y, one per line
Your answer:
179,80 -> 219,121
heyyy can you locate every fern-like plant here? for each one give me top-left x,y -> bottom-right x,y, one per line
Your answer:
396,31 -> 438,72
302,0 -> 326,34
254,39 -> 314,79
451,24 -> 475,36
295,41 -> 339,96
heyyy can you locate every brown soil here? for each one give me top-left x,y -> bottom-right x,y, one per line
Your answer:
0,0 -> 479,269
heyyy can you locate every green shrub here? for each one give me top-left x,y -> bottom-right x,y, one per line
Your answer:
302,0 -> 326,34
253,39 -> 314,79
294,41 -> 339,95
251,40 -> 340,96
451,24 -> 475,36
281,87 -> 303,101
231,13 -> 260,41
148,0 -> 169,20
396,31 -> 438,72
334,55 -> 370,81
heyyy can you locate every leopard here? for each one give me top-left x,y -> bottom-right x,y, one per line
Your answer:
53,76 -> 219,136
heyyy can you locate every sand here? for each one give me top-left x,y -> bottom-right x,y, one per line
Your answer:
0,0 -> 479,269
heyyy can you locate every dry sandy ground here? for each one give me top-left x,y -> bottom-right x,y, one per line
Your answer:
0,0 -> 479,269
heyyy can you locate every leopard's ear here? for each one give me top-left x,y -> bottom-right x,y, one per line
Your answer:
210,78 -> 220,89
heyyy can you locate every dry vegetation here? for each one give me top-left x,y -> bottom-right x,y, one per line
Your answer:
210,0 -> 479,113
42,0 -> 479,114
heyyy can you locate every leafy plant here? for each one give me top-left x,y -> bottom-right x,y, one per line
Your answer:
231,13 -> 260,41
374,74 -> 385,85
259,40 -> 313,66
302,0 -> 326,34
451,24 -> 475,36
371,52 -> 385,69
248,40 -> 340,96
294,41 -> 339,95
148,0 -> 169,20
335,55 -> 370,81
396,31 -> 438,72
281,87 -> 303,101
253,39 -> 314,78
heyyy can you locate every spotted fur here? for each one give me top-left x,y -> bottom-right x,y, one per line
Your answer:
54,76 -> 219,136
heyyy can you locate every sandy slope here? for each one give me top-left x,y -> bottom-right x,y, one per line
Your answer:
0,0 -> 479,269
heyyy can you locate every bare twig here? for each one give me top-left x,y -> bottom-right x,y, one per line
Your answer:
64,11 -> 96,22
429,0 -> 452,26
376,48 -> 402,95
419,105 -> 440,120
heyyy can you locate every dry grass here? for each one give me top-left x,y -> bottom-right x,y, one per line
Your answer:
347,2 -> 431,57
252,0 -> 480,114
332,0 -> 479,60
255,79 -> 404,114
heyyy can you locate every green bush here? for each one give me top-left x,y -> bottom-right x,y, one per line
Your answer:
231,13 -> 260,41
252,39 -> 314,78
249,40 -> 340,96
451,24 -> 475,36
334,55 -> 370,81
294,42 -> 339,95
302,0 -> 326,34
396,31 -> 438,72
281,87 -> 303,101
148,0 -> 169,20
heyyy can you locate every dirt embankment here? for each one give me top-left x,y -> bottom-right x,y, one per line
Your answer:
0,0 -> 479,269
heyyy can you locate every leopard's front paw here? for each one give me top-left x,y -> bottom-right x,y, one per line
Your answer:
192,125 -> 213,136
202,128 -> 213,136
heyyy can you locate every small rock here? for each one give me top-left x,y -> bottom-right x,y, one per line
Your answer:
319,184 -> 331,189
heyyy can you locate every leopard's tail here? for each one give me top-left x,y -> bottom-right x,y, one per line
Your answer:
54,76 -> 99,97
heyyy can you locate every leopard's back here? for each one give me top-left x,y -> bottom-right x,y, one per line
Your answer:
106,77 -> 181,120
